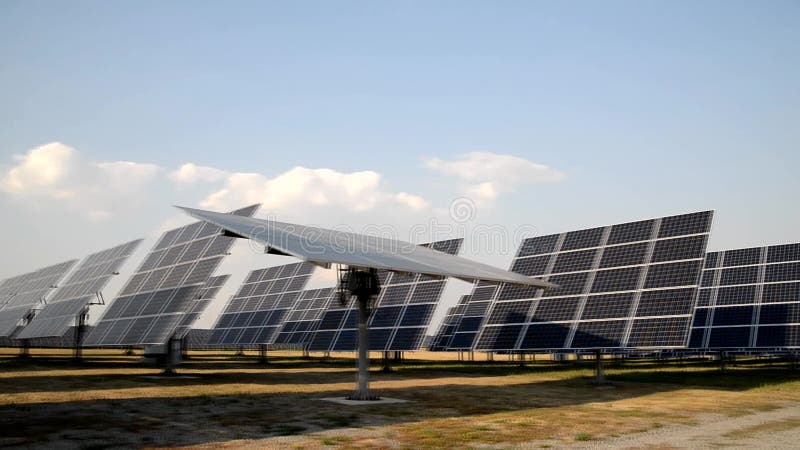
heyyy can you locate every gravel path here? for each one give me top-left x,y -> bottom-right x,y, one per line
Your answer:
565,402 -> 800,449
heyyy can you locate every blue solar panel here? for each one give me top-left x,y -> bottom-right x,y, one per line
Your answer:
208,262 -> 314,346
474,211 -> 713,351
308,238 -> 463,352
689,242 -> 800,349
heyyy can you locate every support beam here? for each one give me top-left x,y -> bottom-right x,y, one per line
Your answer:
162,338 -> 179,376
719,350 -> 727,373
18,340 -> 30,359
73,312 -> 87,362
381,351 -> 392,373
592,350 -> 607,385
349,291 -> 378,400
259,344 -> 268,364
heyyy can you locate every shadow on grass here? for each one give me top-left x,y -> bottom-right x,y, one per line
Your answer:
1,352 -> 799,448
1,352 -> 798,395
0,372 -> 688,448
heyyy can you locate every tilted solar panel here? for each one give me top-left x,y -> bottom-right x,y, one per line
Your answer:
474,211 -> 713,351
308,238 -> 464,352
429,295 -> 471,351
689,243 -> 800,349
16,239 -> 143,340
273,287 -> 336,349
173,274 -> 230,340
207,262 -> 315,345
0,260 -> 77,337
83,205 -> 258,346
446,282 -> 499,350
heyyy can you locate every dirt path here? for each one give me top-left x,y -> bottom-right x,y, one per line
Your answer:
561,402 -> 800,449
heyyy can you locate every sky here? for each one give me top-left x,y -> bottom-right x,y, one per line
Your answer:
1,1 -> 798,329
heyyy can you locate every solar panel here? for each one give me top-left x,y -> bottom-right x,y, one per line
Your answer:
273,287 -> 336,348
689,243 -> 800,349
83,205 -> 257,346
429,295 -> 471,351
308,238 -> 463,352
178,207 -> 553,288
0,260 -> 78,337
16,240 -> 143,340
173,274 -> 230,340
473,211 -> 713,351
447,282 -> 499,350
207,262 -> 315,346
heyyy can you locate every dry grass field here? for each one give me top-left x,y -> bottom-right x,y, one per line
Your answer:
1,348 -> 799,449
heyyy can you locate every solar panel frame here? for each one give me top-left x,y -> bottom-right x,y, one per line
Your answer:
429,295 -> 471,351
82,205 -> 257,346
208,262 -> 315,346
689,243 -> 800,350
308,238 -> 464,352
0,260 -> 78,337
473,211 -> 713,352
16,240 -> 143,340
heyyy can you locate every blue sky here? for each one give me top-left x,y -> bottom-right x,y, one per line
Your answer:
1,1 -> 798,325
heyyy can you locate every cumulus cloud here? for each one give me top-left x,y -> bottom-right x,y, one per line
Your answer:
424,151 -> 565,203
0,142 -> 76,197
200,166 -> 429,216
169,163 -> 229,184
0,142 -> 164,220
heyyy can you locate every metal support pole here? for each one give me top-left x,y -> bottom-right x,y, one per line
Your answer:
381,351 -> 392,372
19,340 -> 30,358
74,312 -> 86,362
593,350 -> 606,385
162,338 -> 177,376
259,344 -> 268,364
719,350 -> 726,373
349,293 -> 377,400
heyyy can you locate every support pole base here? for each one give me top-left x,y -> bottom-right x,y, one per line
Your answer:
346,391 -> 381,401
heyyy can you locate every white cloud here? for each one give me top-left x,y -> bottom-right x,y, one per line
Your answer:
394,192 -> 430,211
0,142 -> 76,196
169,163 -> 229,184
200,166 -> 428,216
423,151 -> 566,203
0,142 -> 164,221
96,161 -> 162,192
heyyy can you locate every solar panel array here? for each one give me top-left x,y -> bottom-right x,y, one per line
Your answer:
17,239 -> 143,340
208,262 -> 315,345
448,282 -> 500,350
0,260 -> 77,337
173,274 -> 230,340
689,243 -> 800,349
473,211 -> 713,351
429,295 -> 471,351
309,238 -> 463,352
274,287 -> 336,348
83,205 -> 258,346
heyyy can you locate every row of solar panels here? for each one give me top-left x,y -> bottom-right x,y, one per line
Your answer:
431,212 -> 800,352
0,205 -> 258,347
1,207 -> 799,353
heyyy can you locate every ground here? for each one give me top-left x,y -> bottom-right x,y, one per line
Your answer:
1,348 -> 799,449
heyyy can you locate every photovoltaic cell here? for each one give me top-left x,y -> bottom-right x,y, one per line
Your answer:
689,242 -> 800,349
208,262 -> 314,346
0,260 -> 78,337
83,205 -> 257,346
173,275 -> 230,339
473,211 -> 713,351
308,238 -> 463,352
447,282 -> 499,350
16,240 -> 142,340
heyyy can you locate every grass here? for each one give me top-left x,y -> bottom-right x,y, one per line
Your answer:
1,349 -> 799,449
